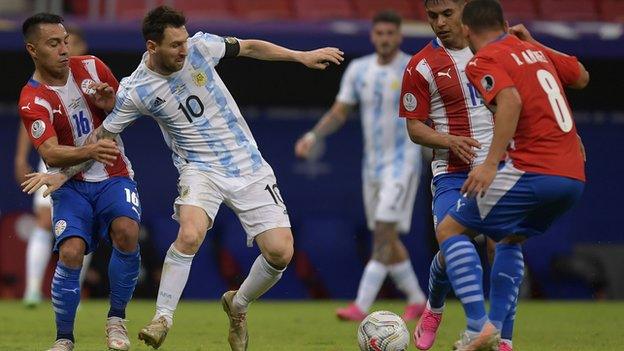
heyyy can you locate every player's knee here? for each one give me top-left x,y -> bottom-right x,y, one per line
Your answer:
110,217 -> 140,252
176,225 -> 205,254
59,238 -> 86,268
264,236 -> 293,269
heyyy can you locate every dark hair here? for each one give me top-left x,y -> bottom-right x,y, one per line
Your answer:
462,0 -> 505,33
372,10 -> 402,27
22,13 -> 64,41
423,0 -> 464,7
142,5 -> 186,43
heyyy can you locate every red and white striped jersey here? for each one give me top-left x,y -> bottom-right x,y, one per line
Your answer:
400,38 -> 494,178
18,56 -> 133,182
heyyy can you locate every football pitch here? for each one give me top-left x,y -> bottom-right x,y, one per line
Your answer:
0,300 -> 621,350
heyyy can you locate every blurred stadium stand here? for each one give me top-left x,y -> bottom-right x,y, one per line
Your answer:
7,0 -> 624,22
0,0 -> 623,301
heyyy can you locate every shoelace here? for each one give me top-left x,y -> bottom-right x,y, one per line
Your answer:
51,339 -> 73,350
231,313 -> 246,329
421,312 -> 442,332
107,319 -> 129,337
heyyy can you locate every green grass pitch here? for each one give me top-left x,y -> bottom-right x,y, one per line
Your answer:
0,300 -> 621,350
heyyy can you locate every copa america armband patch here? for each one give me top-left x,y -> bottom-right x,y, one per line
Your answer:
224,37 -> 240,58
31,119 -> 46,139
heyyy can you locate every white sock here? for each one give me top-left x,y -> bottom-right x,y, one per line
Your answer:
79,253 -> 92,288
354,260 -> 388,312
427,300 -> 444,314
388,260 -> 426,305
233,255 -> 285,313
24,226 -> 52,298
154,244 -> 194,326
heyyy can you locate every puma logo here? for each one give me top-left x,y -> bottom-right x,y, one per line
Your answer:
498,272 -> 518,284
52,105 -> 62,115
21,103 -> 31,111
437,68 -> 452,79
406,67 -> 413,76
469,59 -> 479,67
61,287 -> 79,294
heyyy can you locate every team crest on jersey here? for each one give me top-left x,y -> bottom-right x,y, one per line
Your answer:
403,93 -> 417,112
390,79 -> 400,91
31,120 -> 46,139
54,220 -> 67,237
481,75 -> 495,92
191,71 -> 207,87
80,79 -> 96,95
178,185 -> 190,199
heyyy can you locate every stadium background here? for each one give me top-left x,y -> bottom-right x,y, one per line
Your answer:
0,0 -> 623,304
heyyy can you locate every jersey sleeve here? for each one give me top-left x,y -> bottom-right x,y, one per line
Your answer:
94,57 -> 120,91
536,44 -> 581,87
466,55 -> 515,105
193,32 -> 227,66
18,94 -> 57,149
335,61 -> 359,105
399,59 -> 431,120
102,82 -> 141,134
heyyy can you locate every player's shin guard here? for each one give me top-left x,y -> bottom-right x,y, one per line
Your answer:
440,235 -> 487,333
155,244 -> 194,325
427,251 -> 452,311
233,255 -> 285,313
52,262 -> 81,342
108,246 -> 141,319
489,243 -> 524,333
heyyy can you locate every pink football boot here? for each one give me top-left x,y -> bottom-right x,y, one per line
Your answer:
336,303 -> 367,321
413,307 -> 443,350
499,340 -> 513,351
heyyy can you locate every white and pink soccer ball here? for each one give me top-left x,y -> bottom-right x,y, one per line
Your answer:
357,311 -> 410,351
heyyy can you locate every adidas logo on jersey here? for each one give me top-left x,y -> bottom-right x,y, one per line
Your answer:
153,97 -> 166,108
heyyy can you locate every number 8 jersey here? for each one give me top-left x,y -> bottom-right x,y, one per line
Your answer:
103,32 -> 266,180
18,55 -> 134,181
465,34 -> 585,182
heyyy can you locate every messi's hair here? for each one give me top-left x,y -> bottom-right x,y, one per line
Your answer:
462,0 -> 505,33
372,10 -> 402,27
142,5 -> 186,43
423,0 -> 465,7
22,13 -> 64,41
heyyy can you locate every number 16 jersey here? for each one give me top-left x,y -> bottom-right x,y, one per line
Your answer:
103,32 -> 266,180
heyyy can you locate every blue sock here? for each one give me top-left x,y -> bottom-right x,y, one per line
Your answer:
428,251 -> 452,310
108,246 -> 141,319
440,235 -> 487,333
489,243 -> 524,334
501,302 -> 517,341
52,262 -> 81,342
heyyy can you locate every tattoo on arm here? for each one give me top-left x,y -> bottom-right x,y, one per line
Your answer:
59,126 -> 119,179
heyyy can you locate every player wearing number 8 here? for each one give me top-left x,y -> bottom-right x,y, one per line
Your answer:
18,13 -> 142,351
429,1 -> 589,349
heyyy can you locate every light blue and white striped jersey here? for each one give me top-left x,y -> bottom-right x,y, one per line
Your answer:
337,52 -> 422,181
103,32 -> 265,180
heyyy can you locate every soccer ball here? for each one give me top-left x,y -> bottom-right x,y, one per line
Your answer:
357,311 -> 410,351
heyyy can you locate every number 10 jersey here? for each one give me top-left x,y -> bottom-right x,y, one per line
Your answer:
104,32 -> 266,181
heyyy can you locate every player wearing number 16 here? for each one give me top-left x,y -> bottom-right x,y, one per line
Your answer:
22,6 -> 344,351
18,13 -> 142,351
